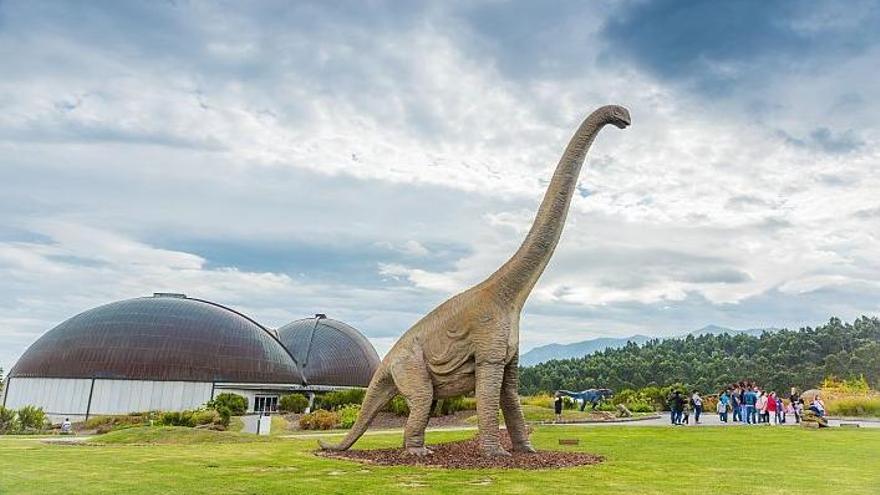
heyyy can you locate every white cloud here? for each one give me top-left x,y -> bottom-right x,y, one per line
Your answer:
1,1 -> 878,371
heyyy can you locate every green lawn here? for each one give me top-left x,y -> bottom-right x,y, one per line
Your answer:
3,426 -> 880,494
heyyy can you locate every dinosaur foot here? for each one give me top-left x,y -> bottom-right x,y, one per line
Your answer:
405,446 -> 434,456
481,446 -> 512,457
512,443 -> 537,454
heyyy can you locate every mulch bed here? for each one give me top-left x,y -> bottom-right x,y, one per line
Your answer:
317,432 -> 603,470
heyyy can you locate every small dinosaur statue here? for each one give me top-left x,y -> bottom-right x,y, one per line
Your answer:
320,105 -> 631,456
558,388 -> 614,411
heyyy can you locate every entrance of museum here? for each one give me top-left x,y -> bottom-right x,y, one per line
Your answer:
254,395 -> 278,413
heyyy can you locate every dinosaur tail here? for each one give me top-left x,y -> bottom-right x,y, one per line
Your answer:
318,366 -> 397,451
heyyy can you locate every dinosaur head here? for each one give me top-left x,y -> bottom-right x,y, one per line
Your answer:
597,105 -> 631,129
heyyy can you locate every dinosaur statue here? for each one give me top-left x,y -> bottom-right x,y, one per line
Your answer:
558,388 -> 614,411
319,105 -> 631,457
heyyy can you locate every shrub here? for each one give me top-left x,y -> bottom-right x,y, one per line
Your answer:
701,395 -> 718,414
387,395 -> 409,416
159,411 -> 188,427
192,409 -> 220,426
214,406 -> 232,427
317,389 -> 365,410
521,394 -> 578,410
337,404 -> 360,429
826,396 -> 880,417
626,401 -> 655,413
157,408 -> 228,428
0,406 -> 16,434
208,393 -> 248,416
84,412 -> 156,431
16,406 -> 47,431
299,409 -> 340,430
433,396 -> 476,416
822,376 -> 871,395
279,393 -> 309,413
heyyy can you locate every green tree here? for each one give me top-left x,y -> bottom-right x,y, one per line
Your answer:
519,317 -> 880,395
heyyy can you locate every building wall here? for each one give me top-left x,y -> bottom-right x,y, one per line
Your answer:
90,380 -> 212,415
3,377 -> 212,423
3,377 -> 92,422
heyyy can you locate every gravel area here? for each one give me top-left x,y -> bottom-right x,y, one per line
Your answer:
317,432 -> 603,470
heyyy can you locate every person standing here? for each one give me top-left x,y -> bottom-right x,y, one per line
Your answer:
766,392 -> 778,425
789,388 -> 801,424
776,394 -> 785,424
553,391 -> 564,423
744,386 -> 757,425
718,390 -> 729,423
669,390 -> 685,425
730,385 -> 742,423
757,390 -> 768,423
691,390 -> 703,424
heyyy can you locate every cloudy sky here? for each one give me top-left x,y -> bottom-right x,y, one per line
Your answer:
1,0 -> 879,372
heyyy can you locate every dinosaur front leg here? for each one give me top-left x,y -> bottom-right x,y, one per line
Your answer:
501,355 -> 535,453
475,361 -> 510,456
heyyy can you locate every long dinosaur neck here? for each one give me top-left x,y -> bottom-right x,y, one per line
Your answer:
489,110 -> 609,307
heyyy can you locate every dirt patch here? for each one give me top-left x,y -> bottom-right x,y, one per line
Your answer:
317,432 -> 603,470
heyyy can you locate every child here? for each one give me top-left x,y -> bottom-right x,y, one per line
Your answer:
682,401 -> 691,425
717,395 -> 728,423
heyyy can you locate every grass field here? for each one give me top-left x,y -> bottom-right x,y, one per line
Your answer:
3,425 -> 879,494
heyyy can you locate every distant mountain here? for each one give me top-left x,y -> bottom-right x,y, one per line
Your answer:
521,325 -> 779,366
692,325 -> 779,337
520,335 -> 652,367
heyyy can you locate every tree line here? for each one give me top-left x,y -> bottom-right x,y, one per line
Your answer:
518,316 -> 880,395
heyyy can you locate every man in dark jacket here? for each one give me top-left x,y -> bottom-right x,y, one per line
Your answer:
730,386 -> 741,422
668,391 -> 685,425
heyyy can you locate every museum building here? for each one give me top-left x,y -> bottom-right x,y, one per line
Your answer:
1,293 -> 380,422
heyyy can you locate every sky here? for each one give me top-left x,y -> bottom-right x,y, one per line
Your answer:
1,0 -> 879,372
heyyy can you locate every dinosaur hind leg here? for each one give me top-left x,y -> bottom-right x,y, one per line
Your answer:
501,355 -> 535,453
391,355 -> 434,456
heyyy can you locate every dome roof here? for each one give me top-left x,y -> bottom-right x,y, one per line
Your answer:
277,315 -> 380,387
10,294 -> 302,383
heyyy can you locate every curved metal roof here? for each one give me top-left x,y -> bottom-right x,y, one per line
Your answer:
277,315 -> 380,387
10,294 -> 303,383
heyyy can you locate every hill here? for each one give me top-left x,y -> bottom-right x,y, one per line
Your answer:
521,325 -> 777,366
520,335 -> 653,366
518,316 -> 880,394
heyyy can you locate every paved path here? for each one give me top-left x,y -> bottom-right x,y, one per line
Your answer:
575,412 -> 880,429
239,415 -> 259,434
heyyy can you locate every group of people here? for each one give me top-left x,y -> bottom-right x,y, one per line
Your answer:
668,390 -> 704,425
668,382 -> 828,426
